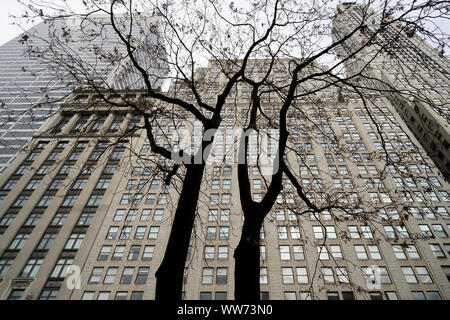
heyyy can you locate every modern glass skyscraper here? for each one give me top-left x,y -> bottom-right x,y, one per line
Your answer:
0,15 -> 165,173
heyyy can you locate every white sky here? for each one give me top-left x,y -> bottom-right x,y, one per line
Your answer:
0,0 -> 31,45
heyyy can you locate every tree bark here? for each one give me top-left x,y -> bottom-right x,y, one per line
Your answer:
233,208 -> 264,300
154,163 -> 205,300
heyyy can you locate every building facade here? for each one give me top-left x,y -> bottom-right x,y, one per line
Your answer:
0,14 -> 165,173
332,2 -> 450,181
0,56 -> 449,300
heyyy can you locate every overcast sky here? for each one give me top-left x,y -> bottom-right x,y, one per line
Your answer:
0,0 -> 29,45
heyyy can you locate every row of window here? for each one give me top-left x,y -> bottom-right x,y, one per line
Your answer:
6,232 -> 84,251
88,266 -> 149,284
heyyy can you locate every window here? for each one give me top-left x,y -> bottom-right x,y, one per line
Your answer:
293,245 -> 304,260
299,292 -> 312,300
0,213 -> 16,227
354,245 -> 368,259
313,226 -> 323,239
384,226 -> 395,238
330,245 -> 343,259
130,292 -> 144,300
24,179 -> 40,191
204,246 -> 215,260
296,267 -> 308,284
385,292 -> 398,300
322,267 -> 334,283
153,209 -> 164,221
106,226 -> 119,239
336,267 -> 349,283
326,226 -> 337,239
64,233 -> 84,250
39,288 -> 59,300
87,194 -> 103,207
282,267 -> 294,284
432,224 -> 448,238
216,268 -> 228,284
96,178 -> 110,189
0,259 -> 14,278
348,226 -> 360,238
8,233 -> 30,250
112,246 -> 125,261
126,209 -> 138,221
141,209 -> 152,221
419,225 -> 433,238
280,246 -> 291,260
284,292 -> 296,300
104,267 -> 118,284
8,289 -> 24,300
142,246 -> 155,260
219,226 -> 229,240
120,267 -> 135,284
16,165 -> 30,175
120,226 -> 132,239
97,292 -> 110,300
36,233 -> 57,251
200,292 -> 212,300
402,267 -> 418,283
127,245 -> 141,261
416,266 -> 432,283
202,268 -> 214,284
62,195 -> 77,207
392,245 -> 406,259
120,193 -> 131,205
51,212 -> 68,226
148,226 -> 159,239
78,212 -> 94,226
50,258 -> 73,278
406,245 -> 421,259
427,291 -> 441,300
12,195 -> 29,207
411,291 -> 426,300
115,292 -> 128,300
49,179 -> 64,191
361,226 -> 373,238
134,226 -> 147,240
260,268 -> 268,284
317,246 -> 329,260
24,213 -> 41,227
221,209 -> 230,221
369,292 -> 383,300
429,244 -> 445,258
379,267 -> 391,284
367,245 -> 381,260
59,164 -> 73,175
218,246 -> 228,260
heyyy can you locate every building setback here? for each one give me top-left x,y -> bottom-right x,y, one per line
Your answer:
0,56 -> 449,300
332,2 -> 450,181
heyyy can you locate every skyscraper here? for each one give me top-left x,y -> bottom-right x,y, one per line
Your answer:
332,2 -> 450,180
0,14 -> 165,173
0,57 -> 449,300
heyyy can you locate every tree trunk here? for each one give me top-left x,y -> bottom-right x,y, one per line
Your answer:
233,209 -> 263,300
154,163 -> 205,300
